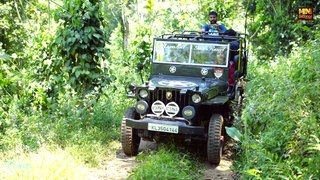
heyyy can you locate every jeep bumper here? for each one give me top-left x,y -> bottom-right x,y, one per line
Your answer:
125,117 -> 205,135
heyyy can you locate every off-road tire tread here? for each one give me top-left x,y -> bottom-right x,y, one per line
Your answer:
121,107 -> 141,156
207,114 -> 224,165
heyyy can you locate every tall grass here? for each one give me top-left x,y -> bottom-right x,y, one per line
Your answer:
0,86 -> 127,178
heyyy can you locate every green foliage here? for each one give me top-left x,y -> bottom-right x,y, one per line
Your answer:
50,0 -> 109,94
129,25 -> 152,73
0,1 -> 36,116
100,0 -> 123,42
244,0 -> 320,60
129,145 -> 204,180
234,32 -> 320,179
104,22 -> 153,114
0,1 -> 28,55
135,0 -> 206,34
0,89 -> 121,165
1,0 -> 123,160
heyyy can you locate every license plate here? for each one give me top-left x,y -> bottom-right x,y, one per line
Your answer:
148,123 -> 179,134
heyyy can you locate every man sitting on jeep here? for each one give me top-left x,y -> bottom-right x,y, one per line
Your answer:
201,11 -> 227,35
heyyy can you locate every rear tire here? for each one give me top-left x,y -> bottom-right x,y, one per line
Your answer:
207,114 -> 224,165
121,107 -> 141,156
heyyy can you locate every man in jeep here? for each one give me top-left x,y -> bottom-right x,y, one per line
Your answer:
201,11 -> 227,35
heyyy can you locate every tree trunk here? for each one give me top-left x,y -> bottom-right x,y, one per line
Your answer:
121,5 -> 129,50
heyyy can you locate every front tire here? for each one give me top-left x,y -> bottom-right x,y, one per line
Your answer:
207,114 -> 224,165
121,107 -> 141,156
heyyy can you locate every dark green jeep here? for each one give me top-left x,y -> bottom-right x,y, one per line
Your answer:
121,30 -> 249,165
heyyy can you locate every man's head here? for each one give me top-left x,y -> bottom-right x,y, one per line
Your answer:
208,11 -> 218,24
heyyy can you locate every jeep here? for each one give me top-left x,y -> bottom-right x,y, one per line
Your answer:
121,30 -> 249,164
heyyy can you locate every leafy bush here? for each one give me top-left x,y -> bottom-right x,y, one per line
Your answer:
50,0 -> 109,94
234,33 -> 320,179
0,0 -> 127,162
0,1 -> 28,55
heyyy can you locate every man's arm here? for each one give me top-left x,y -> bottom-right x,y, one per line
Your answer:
217,24 -> 227,33
200,24 -> 209,32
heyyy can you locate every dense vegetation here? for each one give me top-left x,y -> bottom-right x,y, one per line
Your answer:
235,35 -> 320,179
0,0 -> 319,179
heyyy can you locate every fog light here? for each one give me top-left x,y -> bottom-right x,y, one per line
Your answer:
182,106 -> 196,120
135,100 -> 148,114
165,102 -> 180,117
151,100 -> 165,116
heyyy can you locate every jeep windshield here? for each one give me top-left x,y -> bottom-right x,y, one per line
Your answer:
153,40 -> 229,67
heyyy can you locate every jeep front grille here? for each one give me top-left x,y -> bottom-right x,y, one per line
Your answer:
149,89 -> 189,114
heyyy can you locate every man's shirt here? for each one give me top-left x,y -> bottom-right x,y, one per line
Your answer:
202,24 -> 227,35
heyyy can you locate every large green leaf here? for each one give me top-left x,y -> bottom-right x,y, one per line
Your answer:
225,127 -> 242,142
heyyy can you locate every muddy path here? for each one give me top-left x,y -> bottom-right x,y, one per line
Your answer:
203,142 -> 235,180
94,140 -> 235,180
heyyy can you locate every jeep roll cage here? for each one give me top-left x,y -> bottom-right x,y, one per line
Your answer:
157,30 -> 250,77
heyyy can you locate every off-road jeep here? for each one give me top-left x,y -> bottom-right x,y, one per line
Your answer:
121,30 -> 249,164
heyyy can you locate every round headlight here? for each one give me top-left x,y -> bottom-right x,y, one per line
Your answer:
191,94 -> 202,103
139,89 -> 148,98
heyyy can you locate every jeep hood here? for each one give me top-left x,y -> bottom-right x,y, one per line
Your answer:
148,75 -> 228,94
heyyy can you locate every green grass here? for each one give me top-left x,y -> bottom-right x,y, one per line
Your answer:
0,90 -> 126,178
0,141 -> 121,180
0,146 -> 95,180
129,144 -> 205,180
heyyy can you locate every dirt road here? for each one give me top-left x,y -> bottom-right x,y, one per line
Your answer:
93,140 -> 234,180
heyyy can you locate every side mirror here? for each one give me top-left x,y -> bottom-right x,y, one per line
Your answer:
129,83 -> 136,92
137,62 -> 144,71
